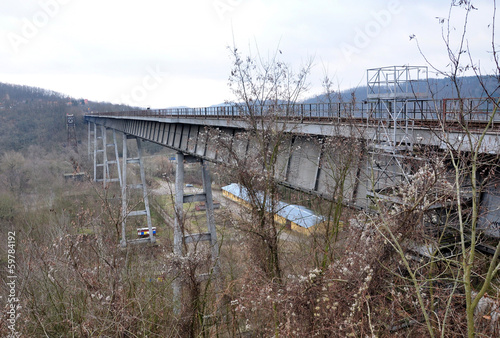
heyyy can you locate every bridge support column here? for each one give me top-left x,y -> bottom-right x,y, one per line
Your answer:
102,128 -> 122,188
174,152 -> 184,256
112,130 -> 122,187
120,134 -> 155,247
120,134 -> 128,247
93,123 -> 97,182
172,152 -> 220,315
101,126 -> 108,188
87,122 -> 92,161
201,159 -> 221,278
172,151 -> 184,314
92,124 -> 107,183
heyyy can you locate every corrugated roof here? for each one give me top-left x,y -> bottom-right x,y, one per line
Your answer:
222,183 -> 248,200
222,183 -> 324,229
276,202 -> 324,229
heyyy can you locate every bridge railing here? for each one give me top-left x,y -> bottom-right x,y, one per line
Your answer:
356,99 -> 442,124
86,99 -> 500,128
443,97 -> 500,125
87,102 -> 368,120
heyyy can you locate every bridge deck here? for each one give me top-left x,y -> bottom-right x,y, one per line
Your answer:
87,98 -> 500,133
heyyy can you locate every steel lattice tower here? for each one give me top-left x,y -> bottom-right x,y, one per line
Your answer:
365,65 -> 429,201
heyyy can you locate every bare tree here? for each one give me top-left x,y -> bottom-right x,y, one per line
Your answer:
374,1 -> 500,336
219,44 -> 313,282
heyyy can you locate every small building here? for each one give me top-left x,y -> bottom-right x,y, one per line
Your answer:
274,203 -> 324,234
222,183 -> 252,208
221,183 -> 325,234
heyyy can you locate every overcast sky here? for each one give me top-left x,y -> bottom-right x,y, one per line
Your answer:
0,0 -> 498,108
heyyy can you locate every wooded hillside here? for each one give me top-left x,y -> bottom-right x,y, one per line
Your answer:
0,82 -> 134,154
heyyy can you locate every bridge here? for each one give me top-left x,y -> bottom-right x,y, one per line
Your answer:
84,66 -> 500,250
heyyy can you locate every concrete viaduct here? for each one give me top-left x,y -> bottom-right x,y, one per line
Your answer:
84,66 -> 500,248
85,100 -> 500,204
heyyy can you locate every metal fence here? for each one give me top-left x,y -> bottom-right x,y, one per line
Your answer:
87,98 -> 500,127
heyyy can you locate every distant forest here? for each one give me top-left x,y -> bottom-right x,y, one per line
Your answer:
305,75 -> 500,103
0,83 -> 135,154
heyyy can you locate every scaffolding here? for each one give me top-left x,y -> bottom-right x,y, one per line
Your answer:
366,65 -> 429,201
